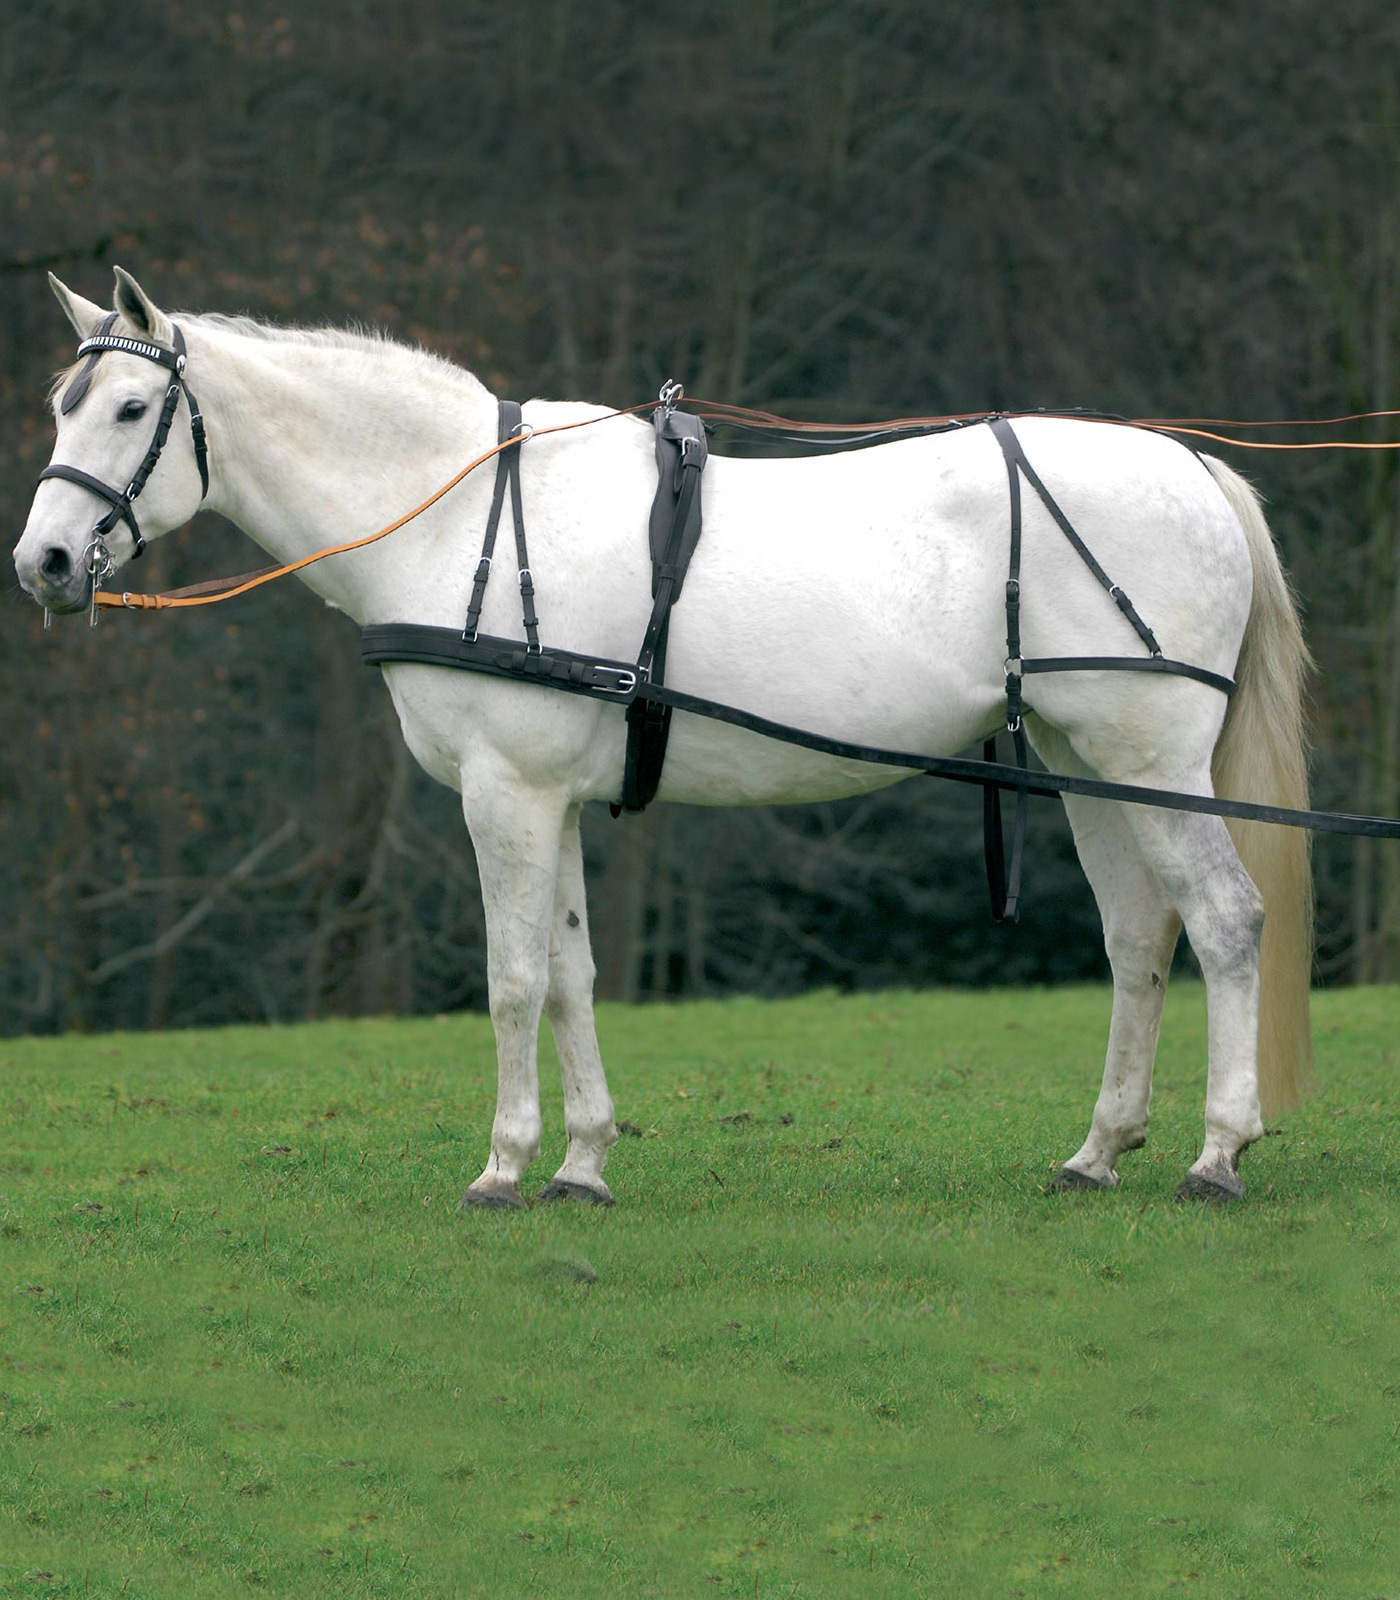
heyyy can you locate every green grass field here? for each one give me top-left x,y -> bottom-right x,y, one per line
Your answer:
2,985 -> 1398,1599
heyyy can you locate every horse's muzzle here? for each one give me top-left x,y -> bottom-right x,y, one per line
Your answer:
14,543 -> 91,613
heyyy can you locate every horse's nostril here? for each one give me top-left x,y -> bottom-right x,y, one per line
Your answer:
39,545 -> 72,583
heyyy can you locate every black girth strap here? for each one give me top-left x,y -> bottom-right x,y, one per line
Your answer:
613,405 -> 709,814
363,624 -> 636,695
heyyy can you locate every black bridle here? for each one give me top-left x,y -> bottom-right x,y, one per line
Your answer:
38,313 -> 209,586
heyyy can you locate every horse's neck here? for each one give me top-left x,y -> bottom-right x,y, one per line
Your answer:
189,324 -> 497,619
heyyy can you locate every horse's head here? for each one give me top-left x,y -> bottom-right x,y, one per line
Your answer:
14,267 -> 208,615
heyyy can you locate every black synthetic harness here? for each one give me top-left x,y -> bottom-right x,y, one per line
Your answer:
359,393 -> 1286,920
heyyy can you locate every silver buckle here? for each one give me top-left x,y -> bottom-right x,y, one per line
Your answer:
83,533 -> 115,628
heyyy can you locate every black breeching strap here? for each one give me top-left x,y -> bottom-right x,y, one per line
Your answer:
612,406 -> 708,815
980,416 -> 1236,922
985,418 -> 1031,922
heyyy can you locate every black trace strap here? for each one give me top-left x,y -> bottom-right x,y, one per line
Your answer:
356,631 -> 1400,842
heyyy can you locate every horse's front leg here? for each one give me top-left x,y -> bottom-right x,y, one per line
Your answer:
459,780 -> 568,1211
538,804 -> 618,1205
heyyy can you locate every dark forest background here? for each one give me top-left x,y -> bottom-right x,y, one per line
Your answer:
2,0 -> 1398,1034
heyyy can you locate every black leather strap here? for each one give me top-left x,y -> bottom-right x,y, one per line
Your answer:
983,726 -> 1031,922
37,462 -> 144,550
1022,655 -> 1235,695
990,417 -> 1164,658
362,625 -> 636,695
639,680 -> 1400,841
615,407 -> 709,814
462,402 -> 535,647
358,628 -> 1400,842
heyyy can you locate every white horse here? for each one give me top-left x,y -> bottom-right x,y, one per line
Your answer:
14,268 -> 1313,1207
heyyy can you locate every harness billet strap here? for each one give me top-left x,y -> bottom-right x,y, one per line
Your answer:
39,319 -> 209,560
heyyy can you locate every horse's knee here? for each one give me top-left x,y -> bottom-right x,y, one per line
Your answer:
1105,941 -> 1172,998
1191,874 -> 1263,982
545,937 -> 596,1020
489,964 -> 549,1035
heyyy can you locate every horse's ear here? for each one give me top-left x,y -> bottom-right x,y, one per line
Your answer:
112,265 -> 172,343
49,273 -> 107,339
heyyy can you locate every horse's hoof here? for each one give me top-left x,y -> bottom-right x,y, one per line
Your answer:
458,1184 -> 528,1212
1174,1170 -> 1244,1205
1049,1165 -> 1114,1193
536,1178 -> 614,1207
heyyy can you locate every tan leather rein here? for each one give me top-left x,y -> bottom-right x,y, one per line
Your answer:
92,391 -> 1400,616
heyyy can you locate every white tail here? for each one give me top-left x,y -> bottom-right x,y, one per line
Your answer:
1204,456 -> 1315,1116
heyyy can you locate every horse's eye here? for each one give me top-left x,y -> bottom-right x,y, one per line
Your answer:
118,399 -> 148,422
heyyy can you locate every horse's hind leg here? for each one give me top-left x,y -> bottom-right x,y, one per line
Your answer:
1033,726 -> 1181,1189
459,779 -> 568,1211
1038,720 -> 1266,1200
538,804 -> 618,1205
1121,803 -> 1265,1200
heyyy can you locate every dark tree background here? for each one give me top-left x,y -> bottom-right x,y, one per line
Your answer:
2,0 -> 1398,1033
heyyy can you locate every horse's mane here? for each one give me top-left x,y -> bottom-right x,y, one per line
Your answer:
192,312 -> 490,393
49,311 -> 489,402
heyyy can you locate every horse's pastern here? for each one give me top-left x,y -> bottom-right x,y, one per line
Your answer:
1174,1170 -> 1245,1205
1049,1165 -> 1115,1194
536,1178 -> 614,1206
458,1184 -> 529,1212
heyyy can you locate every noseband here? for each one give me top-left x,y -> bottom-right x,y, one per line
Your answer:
38,313 -> 209,571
